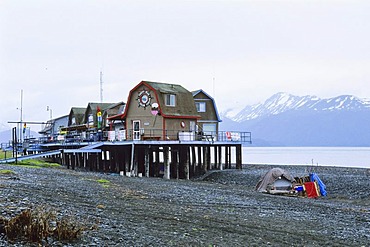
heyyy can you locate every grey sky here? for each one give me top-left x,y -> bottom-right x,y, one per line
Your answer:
1,0 -> 370,128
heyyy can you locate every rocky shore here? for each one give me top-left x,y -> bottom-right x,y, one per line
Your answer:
1,163 -> 369,246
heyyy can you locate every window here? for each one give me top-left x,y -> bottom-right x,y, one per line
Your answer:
203,123 -> 216,136
165,94 -> 176,106
196,102 -> 206,112
88,114 -> 94,127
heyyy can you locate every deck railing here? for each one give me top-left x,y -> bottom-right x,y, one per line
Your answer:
124,129 -> 252,143
1,129 -> 252,152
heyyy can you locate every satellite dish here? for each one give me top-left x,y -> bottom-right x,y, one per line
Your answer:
151,103 -> 159,116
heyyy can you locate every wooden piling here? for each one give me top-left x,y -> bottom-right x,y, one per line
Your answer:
225,146 -> 229,169
145,148 -> 150,177
51,139 -> 243,180
163,146 -> 170,179
185,146 -> 190,180
154,147 -> 160,177
191,146 -> 196,177
236,144 -> 242,169
197,146 -> 202,175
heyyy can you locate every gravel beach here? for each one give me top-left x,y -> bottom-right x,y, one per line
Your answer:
1,163 -> 369,246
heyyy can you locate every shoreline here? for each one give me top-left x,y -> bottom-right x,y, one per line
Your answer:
242,146 -> 370,169
244,162 -> 370,169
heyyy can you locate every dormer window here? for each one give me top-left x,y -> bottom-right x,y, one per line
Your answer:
71,117 -> 76,125
165,94 -> 176,106
196,102 -> 206,112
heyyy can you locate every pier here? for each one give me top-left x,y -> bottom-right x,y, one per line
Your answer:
60,141 -> 243,179
2,137 -> 247,180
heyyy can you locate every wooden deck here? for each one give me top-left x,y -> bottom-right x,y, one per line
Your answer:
2,140 -> 242,179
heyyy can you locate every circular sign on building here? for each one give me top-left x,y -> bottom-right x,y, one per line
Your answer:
137,90 -> 152,109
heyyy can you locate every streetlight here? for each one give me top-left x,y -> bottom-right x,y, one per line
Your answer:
46,106 -> 53,139
47,106 -> 52,119
16,89 -> 23,143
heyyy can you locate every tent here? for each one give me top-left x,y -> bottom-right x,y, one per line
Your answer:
255,168 -> 296,194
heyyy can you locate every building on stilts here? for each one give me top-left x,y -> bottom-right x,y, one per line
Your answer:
3,81 -> 251,179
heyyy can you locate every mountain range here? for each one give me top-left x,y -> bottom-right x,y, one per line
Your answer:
1,92 -> 370,147
0,123 -> 39,145
220,92 -> 370,147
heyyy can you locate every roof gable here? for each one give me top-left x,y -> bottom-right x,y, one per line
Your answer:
103,102 -> 125,117
84,102 -> 115,124
145,81 -> 198,117
192,89 -> 221,122
109,81 -> 200,120
69,107 -> 86,125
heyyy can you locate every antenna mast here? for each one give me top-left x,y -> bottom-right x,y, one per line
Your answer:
20,89 -> 23,143
213,77 -> 215,98
212,65 -> 216,97
100,70 -> 103,103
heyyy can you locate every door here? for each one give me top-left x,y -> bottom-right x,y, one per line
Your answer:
133,120 -> 141,140
203,123 -> 217,140
189,121 -> 196,132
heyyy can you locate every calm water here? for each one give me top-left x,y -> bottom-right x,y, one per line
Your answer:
242,147 -> 370,168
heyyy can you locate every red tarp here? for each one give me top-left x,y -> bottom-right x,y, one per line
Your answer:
304,182 -> 319,198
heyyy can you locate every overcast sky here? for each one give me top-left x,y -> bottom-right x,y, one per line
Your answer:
1,0 -> 370,129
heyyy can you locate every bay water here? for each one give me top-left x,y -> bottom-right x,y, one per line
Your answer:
242,147 -> 370,169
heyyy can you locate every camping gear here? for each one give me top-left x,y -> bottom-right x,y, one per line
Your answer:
310,173 -> 327,196
294,185 -> 304,192
303,182 -> 320,198
294,185 -> 304,196
255,167 -> 327,198
255,168 -> 296,194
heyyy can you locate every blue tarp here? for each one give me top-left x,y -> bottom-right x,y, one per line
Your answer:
310,173 -> 327,196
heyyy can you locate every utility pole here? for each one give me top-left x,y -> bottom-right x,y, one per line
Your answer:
19,89 -> 23,144
12,127 -> 17,163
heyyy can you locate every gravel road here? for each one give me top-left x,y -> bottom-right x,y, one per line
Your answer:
1,163 -> 369,246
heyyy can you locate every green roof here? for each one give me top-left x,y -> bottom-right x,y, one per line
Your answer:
69,107 -> 86,125
142,81 -> 199,118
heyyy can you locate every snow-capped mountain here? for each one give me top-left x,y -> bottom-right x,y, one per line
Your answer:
220,93 -> 370,146
224,92 -> 370,123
